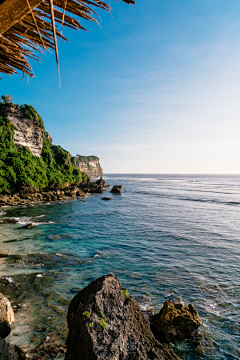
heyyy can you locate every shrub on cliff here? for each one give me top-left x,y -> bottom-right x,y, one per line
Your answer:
74,155 -> 99,162
0,115 -> 89,193
1,95 -> 13,104
42,138 -> 89,187
20,104 -> 45,130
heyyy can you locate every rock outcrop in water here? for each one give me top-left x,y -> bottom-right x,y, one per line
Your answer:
150,300 -> 202,343
65,274 -> 180,360
110,185 -> 122,194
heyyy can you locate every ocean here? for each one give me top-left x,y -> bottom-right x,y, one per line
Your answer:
0,174 -> 239,359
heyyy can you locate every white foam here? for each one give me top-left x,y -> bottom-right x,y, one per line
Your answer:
8,216 -> 54,226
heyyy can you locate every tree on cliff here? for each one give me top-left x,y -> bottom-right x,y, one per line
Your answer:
1,95 -> 13,104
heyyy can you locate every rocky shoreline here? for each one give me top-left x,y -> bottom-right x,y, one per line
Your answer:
0,274 -> 202,360
0,178 -> 110,207
0,180 -> 204,360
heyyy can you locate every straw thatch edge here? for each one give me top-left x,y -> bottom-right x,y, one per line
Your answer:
0,0 -> 135,78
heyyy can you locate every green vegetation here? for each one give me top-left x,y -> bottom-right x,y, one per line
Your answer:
0,96 -> 44,130
83,310 -> 107,329
83,311 -> 91,318
75,155 -> 99,162
123,289 -> 129,298
97,311 -> 107,328
0,99 -> 89,194
87,163 -> 93,171
1,95 -> 13,104
20,104 -> 45,129
99,318 -> 107,328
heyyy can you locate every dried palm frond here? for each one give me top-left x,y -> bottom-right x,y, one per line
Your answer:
0,0 -> 135,77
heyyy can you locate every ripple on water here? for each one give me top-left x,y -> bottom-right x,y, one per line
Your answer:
0,175 -> 239,360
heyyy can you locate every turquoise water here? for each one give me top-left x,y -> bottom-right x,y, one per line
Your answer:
0,174 -> 239,359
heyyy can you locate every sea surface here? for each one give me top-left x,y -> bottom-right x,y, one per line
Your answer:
0,174 -> 239,359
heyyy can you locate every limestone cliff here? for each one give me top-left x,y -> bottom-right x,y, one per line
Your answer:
0,104 -> 43,157
71,155 -> 103,179
0,101 -> 90,193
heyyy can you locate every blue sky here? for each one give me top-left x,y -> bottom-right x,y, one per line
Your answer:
1,0 -> 240,173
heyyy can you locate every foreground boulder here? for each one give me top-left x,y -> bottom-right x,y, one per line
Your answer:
65,274 -> 180,360
0,293 -> 15,338
151,300 -> 202,342
110,185 -> 122,194
0,337 -> 25,360
0,292 -> 25,359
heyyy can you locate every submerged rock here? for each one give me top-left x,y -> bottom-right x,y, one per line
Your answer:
26,331 -> 66,360
101,197 -> 112,201
20,223 -> 34,229
110,185 -> 122,194
65,274 -> 180,360
150,300 -> 202,342
0,293 -> 15,338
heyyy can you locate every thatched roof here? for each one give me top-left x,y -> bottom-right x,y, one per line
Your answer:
0,0 -> 135,77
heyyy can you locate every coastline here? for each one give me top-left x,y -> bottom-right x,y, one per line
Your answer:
0,179 -> 109,208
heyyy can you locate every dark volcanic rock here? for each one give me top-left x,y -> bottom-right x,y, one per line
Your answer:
76,189 -> 86,197
19,186 -> 36,197
0,336 -> 26,360
20,223 -> 35,229
95,177 -> 105,187
2,190 -> 12,196
65,274 -> 180,360
110,185 -> 122,194
0,322 -> 11,340
150,300 -> 202,342
89,188 -> 102,194
101,197 -> 112,201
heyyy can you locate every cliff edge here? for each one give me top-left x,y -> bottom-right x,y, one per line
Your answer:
0,99 -> 89,193
72,155 -> 103,179
0,103 -> 44,157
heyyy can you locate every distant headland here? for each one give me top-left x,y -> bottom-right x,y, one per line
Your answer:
0,96 -> 103,196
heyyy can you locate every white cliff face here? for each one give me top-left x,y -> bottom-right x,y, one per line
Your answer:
76,160 -> 103,178
1,106 -> 43,157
